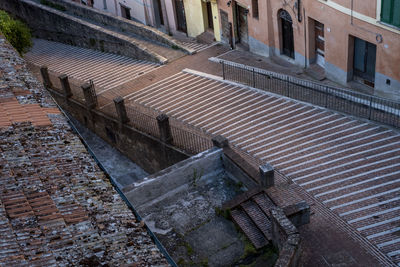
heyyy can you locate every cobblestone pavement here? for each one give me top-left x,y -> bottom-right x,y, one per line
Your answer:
0,36 -> 167,265
124,70 -> 400,265
25,39 -> 400,265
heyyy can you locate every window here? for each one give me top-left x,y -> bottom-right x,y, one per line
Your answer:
381,0 -> 400,27
252,0 -> 259,19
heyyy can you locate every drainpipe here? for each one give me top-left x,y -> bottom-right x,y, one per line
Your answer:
303,7 -> 307,68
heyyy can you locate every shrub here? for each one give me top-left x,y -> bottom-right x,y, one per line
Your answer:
0,11 -> 32,55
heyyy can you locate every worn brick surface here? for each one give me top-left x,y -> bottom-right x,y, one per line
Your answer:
0,35 -> 167,265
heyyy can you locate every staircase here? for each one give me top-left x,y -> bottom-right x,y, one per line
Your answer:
227,190 -> 276,249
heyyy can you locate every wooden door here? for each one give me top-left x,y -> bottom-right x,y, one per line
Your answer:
236,5 -> 248,47
206,2 -> 214,29
175,0 -> 187,33
315,21 -> 325,66
354,37 -> 376,84
282,19 -> 294,58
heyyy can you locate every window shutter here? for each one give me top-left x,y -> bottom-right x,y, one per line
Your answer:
393,0 -> 400,27
381,0 -> 392,23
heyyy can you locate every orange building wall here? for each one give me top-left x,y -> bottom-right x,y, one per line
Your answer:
217,0 -> 400,100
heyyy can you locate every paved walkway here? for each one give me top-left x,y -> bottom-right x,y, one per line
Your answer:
25,40 -> 399,266
124,69 -> 400,265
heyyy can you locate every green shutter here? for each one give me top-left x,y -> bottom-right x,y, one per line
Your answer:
393,0 -> 400,27
381,0 -> 392,23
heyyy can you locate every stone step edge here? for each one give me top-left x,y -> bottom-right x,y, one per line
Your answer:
231,209 -> 269,249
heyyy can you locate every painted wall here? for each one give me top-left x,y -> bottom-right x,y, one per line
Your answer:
183,0 -> 206,37
91,0 -> 149,24
217,0 -> 400,100
211,1 -> 221,41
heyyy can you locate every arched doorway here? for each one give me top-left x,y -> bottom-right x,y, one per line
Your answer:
279,10 -> 294,59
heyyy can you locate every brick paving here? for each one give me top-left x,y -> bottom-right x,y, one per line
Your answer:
0,36 -> 167,265
25,38 -> 400,265
25,39 -> 161,95
123,70 -> 400,265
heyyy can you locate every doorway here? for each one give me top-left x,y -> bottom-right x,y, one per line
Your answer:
353,37 -> 376,86
175,0 -> 187,33
120,4 -> 131,20
314,21 -> 325,67
154,0 -> 164,27
206,2 -> 214,30
279,10 -> 294,59
235,4 -> 249,48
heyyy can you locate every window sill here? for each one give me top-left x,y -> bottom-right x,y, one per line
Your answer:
378,21 -> 400,32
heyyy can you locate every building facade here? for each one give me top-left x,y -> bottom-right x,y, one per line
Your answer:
217,0 -> 400,100
151,0 -> 221,42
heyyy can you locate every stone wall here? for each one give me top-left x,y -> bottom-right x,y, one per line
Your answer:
0,0 -> 166,63
47,85 -> 189,174
47,0 -> 194,54
271,208 -> 302,267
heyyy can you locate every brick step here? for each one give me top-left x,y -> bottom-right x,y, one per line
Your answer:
231,209 -> 268,249
240,199 -> 272,240
252,192 -> 275,217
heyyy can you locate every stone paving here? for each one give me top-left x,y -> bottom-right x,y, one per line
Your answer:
25,39 -> 400,266
0,36 -> 167,265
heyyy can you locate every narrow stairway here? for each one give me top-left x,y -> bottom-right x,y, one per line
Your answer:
229,191 -> 276,249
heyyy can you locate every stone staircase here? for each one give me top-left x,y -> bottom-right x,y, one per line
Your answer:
225,189 -> 276,249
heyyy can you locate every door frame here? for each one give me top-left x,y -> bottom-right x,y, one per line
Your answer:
278,9 -> 294,59
174,0 -> 187,33
352,36 -> 376,86
234,3 -> 249,47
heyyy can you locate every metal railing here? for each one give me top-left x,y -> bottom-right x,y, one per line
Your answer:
217,59 -> 400,128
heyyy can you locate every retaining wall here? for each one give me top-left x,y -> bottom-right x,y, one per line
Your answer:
48,86 -> 188,174
0,0 -> 166,63
47,0 -> 194,54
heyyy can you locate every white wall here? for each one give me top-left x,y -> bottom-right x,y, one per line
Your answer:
93,0 -> 150,25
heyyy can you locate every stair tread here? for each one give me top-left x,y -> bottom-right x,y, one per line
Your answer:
231,209 -> 268,249
240,200 -> 272,240
252,193 -> 275,217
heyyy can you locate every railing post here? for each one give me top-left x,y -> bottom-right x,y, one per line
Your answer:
325,86 -> 329,108
368,96 -> 373,120
222,61 -> 226,80
82,82 -> 97,109
59,74 -> 72,103
157,113 -> 173,144
114,96 -> 129,129
212,135 -> 228,148
286,76 -> 290,97
40,66 -> 53,89
259,163 -> 274,188
252,68 -> 256,88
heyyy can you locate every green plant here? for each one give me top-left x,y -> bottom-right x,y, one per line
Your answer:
89,38 -> 96,46
191,168 -> 203,187
171,44 -> 179,50
214,207 -> 231,220
0,11 -> 32,55
40,0 -> 66,11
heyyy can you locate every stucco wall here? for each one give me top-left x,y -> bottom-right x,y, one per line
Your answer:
183,0 -> 205,37
217,0 -> 400,100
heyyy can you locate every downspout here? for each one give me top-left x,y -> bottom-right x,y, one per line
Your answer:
351,0 -> 354,25
303,7 -> 307,68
